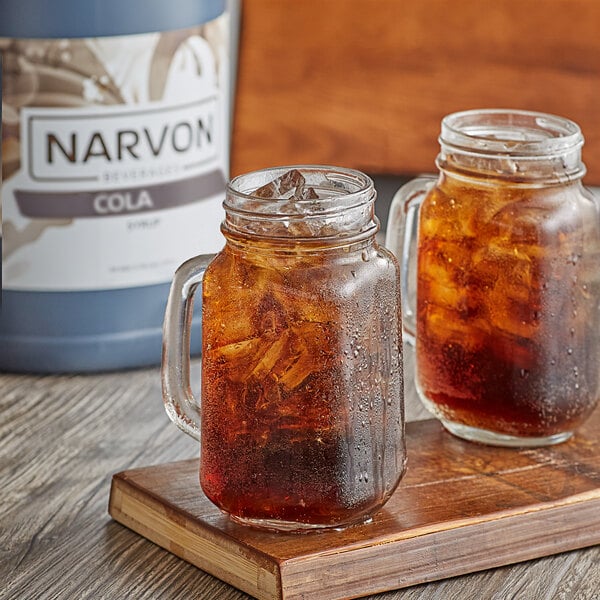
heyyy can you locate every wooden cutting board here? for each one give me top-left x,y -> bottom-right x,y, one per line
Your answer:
108,409 -> 600,600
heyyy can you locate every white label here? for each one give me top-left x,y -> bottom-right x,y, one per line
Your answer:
1,17 -> 229,291
25,98 -> 219,182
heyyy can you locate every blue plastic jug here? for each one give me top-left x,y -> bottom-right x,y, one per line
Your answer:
0,0 -> 231,372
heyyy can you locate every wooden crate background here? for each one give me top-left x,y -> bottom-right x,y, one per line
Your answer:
231,0 -> 600,183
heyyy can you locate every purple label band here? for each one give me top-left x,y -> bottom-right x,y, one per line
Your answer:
15,169 -> 226,218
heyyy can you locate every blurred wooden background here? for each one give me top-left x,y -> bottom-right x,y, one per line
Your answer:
231,0 -> 600,183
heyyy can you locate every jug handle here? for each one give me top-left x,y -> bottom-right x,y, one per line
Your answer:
161,254 -> 215,441
385,177 -> 436,346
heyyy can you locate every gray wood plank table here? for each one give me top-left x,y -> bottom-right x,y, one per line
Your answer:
1,350 -> 599,600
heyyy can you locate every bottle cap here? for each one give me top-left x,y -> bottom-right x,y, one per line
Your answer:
0,0 -> 226,38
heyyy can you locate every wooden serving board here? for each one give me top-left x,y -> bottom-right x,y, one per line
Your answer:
109,409 -> 600,600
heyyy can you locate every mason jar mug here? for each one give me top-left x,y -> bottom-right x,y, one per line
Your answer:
386,110 -> 600,447
163,165 -> 406,531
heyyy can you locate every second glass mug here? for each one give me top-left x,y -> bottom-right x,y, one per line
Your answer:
386,109 -> 600,447
162,165 -> 406,532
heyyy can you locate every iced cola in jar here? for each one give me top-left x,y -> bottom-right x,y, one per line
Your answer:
388,110 -> 600,446
162,166 -> 406,531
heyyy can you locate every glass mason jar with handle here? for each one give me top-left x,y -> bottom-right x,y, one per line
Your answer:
163,165 -> 406,532
386,109 -> 600,447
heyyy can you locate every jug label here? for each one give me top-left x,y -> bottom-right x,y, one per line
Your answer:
1,18 -> 229,291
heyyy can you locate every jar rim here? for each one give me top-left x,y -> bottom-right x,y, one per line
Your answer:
440,109 -> 584,159
226,164 -> 375,217
223,165 -> 379,242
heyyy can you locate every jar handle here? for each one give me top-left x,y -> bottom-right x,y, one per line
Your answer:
161,254 -> 215,441
385,177 -> 436,346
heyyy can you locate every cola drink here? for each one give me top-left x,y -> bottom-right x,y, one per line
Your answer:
163,166 -> 406,530
416,176 -> 600,440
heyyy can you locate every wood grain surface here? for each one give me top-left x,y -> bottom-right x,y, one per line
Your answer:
232,0 -> 600,184
1,346 -> 600,599
108,411 -> 600,600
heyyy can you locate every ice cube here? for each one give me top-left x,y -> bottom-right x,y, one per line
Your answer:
213,336 -> 266,383
421,302 -> 490,352
241,320 -> 333,392
490,202 -> 552,246
277,321 -> 332,390
293,185 -> 319,201
254,169 -> 306,199
471,242 -> 536,337
418,239 -> 473,310
472,243 -> 533,302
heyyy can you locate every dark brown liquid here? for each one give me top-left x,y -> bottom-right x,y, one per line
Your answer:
200,239 -> 404,526
416,177 -> 600,437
